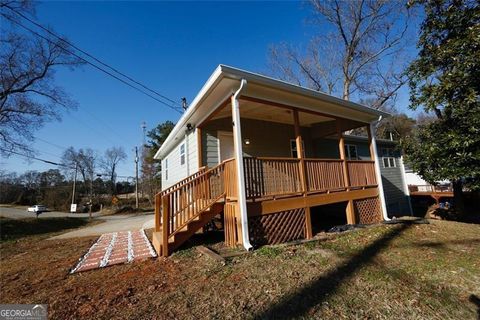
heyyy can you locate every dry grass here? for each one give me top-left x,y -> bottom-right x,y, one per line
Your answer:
1,218 -> 479,319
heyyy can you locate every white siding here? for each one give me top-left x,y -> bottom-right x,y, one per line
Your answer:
161,129 -> 198,190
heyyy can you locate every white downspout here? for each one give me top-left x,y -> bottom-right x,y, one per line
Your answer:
399,154 -> 414,216
231,79 -> 253,251
370,117 -> 390,221
185,132 -> 190,176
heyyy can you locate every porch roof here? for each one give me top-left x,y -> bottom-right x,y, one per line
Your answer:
154,65 -> 390,159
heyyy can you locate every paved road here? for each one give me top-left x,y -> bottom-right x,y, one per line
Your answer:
0,206 -> 155,239
0,206 -> 102,219
50,213 -> 155,239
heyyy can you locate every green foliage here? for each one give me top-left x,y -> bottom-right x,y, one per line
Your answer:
256,246 -> 284,258
142,120 -> 175,192
146,120 -> 175,157
404,0 -> 480,190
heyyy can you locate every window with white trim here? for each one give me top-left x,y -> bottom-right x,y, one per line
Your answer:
164,158 -> 168,180
344,144 -> 358,160
290,139 -> 305,158
180,143 -> 185,165
381,147 -> 396,168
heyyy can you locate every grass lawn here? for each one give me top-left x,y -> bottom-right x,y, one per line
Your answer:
0,217 -> 479,319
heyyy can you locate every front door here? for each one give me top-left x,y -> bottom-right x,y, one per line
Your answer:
218,131 -> 234,162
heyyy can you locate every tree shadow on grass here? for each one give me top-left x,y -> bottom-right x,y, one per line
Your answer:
470,295 -> 480,320
254,223 -> 412,319
0,217 -> 91,241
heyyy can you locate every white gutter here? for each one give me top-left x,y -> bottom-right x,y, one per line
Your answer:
370,116 -> 390,221
231,79 -> 253,251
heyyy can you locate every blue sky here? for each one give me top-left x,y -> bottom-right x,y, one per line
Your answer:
1,1 -> 417,178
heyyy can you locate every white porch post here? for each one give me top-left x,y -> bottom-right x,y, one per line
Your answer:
231,79 -> 253,251
369,122 -> 390,221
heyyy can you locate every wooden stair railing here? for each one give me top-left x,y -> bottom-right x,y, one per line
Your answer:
154,159 -> 235,256
159,166 -> 207,197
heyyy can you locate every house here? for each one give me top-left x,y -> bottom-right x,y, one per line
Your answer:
152,65 -> 412,256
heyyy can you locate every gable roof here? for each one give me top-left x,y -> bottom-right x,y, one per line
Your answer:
154,64 -> 390,159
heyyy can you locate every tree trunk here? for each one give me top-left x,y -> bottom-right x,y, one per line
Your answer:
452,180 -> 465,215
343,78 -> 350,101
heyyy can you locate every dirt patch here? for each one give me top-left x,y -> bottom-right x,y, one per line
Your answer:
0,219 -> 479,319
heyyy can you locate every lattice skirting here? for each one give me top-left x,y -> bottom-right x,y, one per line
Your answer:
354,196 -> 383,224
248,208 -> 306,246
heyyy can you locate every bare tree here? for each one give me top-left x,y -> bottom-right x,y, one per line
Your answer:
61,147 -> 97,198
0,1 -> 83,154
140,147 -> 159,205
100,146 -> 126,195
269,0 -> 415,110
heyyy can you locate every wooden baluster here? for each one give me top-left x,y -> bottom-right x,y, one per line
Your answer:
155,193 -> 161,232
162,195 -> 169,256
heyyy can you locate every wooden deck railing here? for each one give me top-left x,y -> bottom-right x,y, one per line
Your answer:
158,161 -> 227,244
346,160 -> 377,188
160,166 -> 207,196
408,184 -> 453,193
155,156 -> 379,254
304,159 -> 345,192
224,158 -> 237,199
242,157 -> 378,200
243,157 -> 302,199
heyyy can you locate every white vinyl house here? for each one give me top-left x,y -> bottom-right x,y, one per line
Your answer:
152,65 -> 411,256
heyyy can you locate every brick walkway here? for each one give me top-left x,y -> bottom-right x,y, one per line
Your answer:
71,230 -> 157,273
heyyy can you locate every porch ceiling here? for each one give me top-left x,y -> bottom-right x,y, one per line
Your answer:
210,100 -> 334,127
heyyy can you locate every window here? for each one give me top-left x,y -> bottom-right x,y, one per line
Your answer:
344,144 -> 358,160
290,139 -> 305,158
381,147 -> 396,168
164,158 -> 168,180
180,143 -> 185,165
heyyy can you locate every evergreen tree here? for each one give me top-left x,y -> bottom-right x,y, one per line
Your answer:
404,0 -> 480,212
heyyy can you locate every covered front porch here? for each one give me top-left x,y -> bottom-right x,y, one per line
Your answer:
195,94 -> 386,247
153,71 -> 389,256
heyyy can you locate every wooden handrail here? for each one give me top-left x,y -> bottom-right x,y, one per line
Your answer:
303,158 -> 344,162
250,156 -> 302,161
345,160 -> 375,163
159,166 -> 208,196
157,159 -> 236,255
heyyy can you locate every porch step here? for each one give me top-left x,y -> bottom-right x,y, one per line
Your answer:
152,202 -> 223,256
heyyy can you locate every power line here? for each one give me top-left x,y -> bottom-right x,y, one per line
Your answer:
1,13 -> 183,114
3,4 -> 183,108
35,137 -> 69,151
0,147 -> 73,168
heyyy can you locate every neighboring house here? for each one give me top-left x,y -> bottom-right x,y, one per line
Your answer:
339,135 -> 412,216
152,65 -> 411,256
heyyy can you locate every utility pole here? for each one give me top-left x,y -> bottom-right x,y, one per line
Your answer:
135,146 -> 139,209
89,177 -> 93,221
140,121 -> 147,198
71,162 -> 78,212
141,121 -> 147,147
